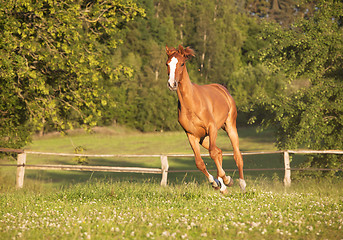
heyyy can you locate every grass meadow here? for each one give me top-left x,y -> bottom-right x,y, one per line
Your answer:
1,126 -> 342,239
1,180 -> 343,240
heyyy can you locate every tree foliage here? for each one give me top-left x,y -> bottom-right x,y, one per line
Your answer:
0,0 -> 144,148
2,0 -> 342,170
108,0 -> 260,131
245,0 -> 315,27
258,0 -> 343,170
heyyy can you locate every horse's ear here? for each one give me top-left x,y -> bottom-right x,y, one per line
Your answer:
166,45 -> 176,56
166,45 -> 171,56
184,47 -> 195,59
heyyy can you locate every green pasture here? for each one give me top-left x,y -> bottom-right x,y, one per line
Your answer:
0,126 -> 294,189
1,179 -> 342,239
1,126 -> 342,239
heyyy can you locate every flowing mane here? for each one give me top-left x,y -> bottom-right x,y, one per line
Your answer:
166,45 -> 195,59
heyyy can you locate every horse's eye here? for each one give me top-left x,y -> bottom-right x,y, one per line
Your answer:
181,63 -> 185,67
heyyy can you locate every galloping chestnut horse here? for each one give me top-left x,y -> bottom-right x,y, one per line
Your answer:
165,45 -> 246,194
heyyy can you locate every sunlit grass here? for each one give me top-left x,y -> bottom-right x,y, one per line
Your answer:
1,127 -> 342,239
1,179 -> 342,239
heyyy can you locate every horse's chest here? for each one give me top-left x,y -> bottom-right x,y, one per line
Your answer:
178,109 -> 206,136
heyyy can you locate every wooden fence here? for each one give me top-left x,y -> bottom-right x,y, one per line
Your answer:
0,148 -> 342,189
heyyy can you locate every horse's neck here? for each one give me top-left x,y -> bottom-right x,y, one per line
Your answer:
177,68 -> 196,110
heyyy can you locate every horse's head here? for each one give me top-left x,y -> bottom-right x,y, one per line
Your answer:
166,45 -> 195,91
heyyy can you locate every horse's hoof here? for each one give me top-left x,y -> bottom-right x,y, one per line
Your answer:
223,176 -> 234,187
220,188 -> 229,195
239,178 -> 246,193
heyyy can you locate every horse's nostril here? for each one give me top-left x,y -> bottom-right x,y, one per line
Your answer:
167,80 -> 177,91
173,82 -> 178,89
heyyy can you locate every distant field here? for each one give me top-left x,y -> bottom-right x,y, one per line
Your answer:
1,126 -> 288,189
28,125 -> 277,154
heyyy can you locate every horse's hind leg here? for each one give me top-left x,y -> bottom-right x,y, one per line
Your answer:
224,113 -> 246,192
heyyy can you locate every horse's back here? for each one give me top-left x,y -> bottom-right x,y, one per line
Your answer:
194,83 -> 233,107
192,83 -> 236,128
207,83 -> 232,98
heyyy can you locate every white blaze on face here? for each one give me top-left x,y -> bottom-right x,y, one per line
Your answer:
168,57 -> 178,89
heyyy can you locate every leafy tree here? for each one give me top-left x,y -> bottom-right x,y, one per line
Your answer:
0,0 -> 145,148
106,0 -> 181,131
183,0 -> 245,85
112,0 -> 270,129
258,0 -> 343,171
245,0 -> 315,27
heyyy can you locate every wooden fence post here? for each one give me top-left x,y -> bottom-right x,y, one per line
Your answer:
16,152 -> 26,189
283,151 -> 291,187
160,155 -> 169,186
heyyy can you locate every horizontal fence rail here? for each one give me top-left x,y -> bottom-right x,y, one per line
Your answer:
0,148 -> 342,189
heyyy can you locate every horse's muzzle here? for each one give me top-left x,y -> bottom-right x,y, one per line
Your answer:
168,81 -> 178,91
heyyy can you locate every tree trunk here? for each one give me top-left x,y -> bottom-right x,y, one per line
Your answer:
39,118 -> 45,137
271,0 -> 280,12
200,31 -> 207,76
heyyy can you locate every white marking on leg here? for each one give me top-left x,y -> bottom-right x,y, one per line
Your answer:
208,174 -> 214,183
239,178 -> 246,192
218,177 -> 227,192
168,57 -> 178,88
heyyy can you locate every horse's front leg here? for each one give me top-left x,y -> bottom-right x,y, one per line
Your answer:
186,133 -> 215,185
